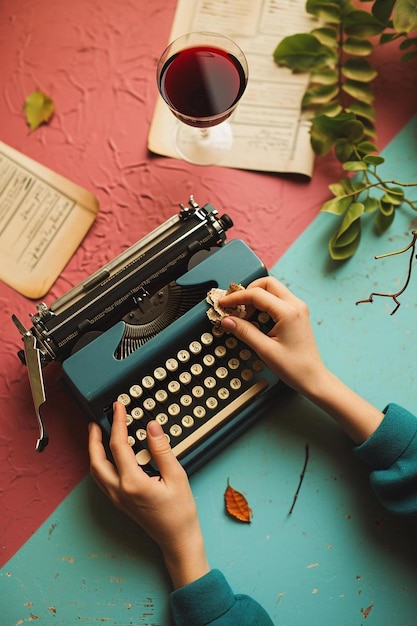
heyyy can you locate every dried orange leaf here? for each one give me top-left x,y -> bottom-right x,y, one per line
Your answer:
23,90 -> 55,131
224,479 -> 252,523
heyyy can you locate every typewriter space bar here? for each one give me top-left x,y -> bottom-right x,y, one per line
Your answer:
171,378 -> 269,459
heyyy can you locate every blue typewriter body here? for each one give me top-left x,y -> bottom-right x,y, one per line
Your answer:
13,199 -> 280,471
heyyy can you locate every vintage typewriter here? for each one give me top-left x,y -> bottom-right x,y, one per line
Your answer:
13,197 -> 280,474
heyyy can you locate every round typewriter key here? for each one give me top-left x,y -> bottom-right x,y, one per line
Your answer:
182,415 -> 194,428
180,394 -> 192,407
166,358 -> 178,372
206,396 -> 218,410
168,380 -> 181,394
214,345 -> 227,358
240,348 -> 252,361
241,368 -> 254,382
204,376 -> 216,389
117,393 -> 131,406
143,397 -> 156,411
170,424 -> 182,437
201,332 -> 213,346
192,385 -> 204,398
168,403 -> 181,417
179,371 -> 192,385
230,377 -> 242,390
136,428 -> 147,441
253,359 -> 265,372
125,414 -> 133,426
218,387 -> 230,400
189,340 -> 202,354
142,375 -> 155,390
131,407 -> 144,420
154,367 -> 167,381
191,363 -> 203,376
228,357 -> 240,370
128,435 -> 135,446
193,405 -> 206,419
156,412 -> 168,425
136,449 -> 152,466
155,389 -> 168,403
203,354 -> 215,367
212,325 -> 224,337
258,311 -> 270,325
225,336 -> 238,349
177,349 -> 190,363
129,384 -> 143,399
216,366 -> 228,380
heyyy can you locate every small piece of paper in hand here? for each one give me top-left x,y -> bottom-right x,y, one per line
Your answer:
206,282 -> 246,325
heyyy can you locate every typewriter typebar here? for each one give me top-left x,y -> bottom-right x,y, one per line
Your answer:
63,239 -> 280,475
12,198 -> 233,452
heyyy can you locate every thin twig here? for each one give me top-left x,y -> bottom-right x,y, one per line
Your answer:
356,230 -> 417,314
288,443 -> 310,515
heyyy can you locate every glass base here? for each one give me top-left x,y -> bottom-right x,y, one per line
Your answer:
174,122 -> 233,165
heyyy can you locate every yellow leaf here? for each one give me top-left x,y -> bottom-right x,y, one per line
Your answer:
23,90 -> 55,131
224,479 -> 252,523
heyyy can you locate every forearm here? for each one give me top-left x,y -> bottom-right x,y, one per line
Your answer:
303,365 -> 384,444
163,527 -> 210,590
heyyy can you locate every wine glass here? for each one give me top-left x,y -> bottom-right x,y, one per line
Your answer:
156,31 -> 248,166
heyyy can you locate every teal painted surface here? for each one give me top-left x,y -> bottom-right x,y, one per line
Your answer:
2,116 -> 417,625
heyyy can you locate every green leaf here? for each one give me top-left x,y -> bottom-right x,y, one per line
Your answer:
363,196 -> 380,212
342,79 -> 374,104
372,0 -> 396,23
346,101 -> 377,121
393,0 -> 417,33
23,90 -> 55,131
302,83 -> 339,105
306,0 -> 342,23
343,160 -> 369,171
273,34 -> 336,71
344,10 -> 386,36
310,67 -> 338,84
338,118 -> 365,140
329,219 -> 362,260
382,186 -> 405,204
375,206 -> 395,232
342,58 -> 378,82
356,140 -> 379,154
363,154 -> 385,165
321,195 -> 353,215
335,139 -> 354,162
343,36 -> 374,56
311,26 -> 338,46
315,102 -> 343,116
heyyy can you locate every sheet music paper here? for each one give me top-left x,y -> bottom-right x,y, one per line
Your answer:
0,142 -> 99,299
148,0 -> 318,176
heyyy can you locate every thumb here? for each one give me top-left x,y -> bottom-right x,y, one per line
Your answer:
146,420 -> 184,478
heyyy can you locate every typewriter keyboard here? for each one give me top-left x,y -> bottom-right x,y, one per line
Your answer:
113,312 -> 273,469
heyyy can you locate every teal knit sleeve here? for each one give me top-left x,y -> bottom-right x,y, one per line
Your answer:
169,569 -> 274,625
354,403 -> 417,525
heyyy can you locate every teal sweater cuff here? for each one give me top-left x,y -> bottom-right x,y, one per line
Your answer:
169,569 -> 273,625
354,403 -> 417,519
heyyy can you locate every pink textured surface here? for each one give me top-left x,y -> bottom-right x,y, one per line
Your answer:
1,0 -> 416,567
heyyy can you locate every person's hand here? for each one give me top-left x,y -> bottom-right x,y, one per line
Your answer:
219,276 -> 326,397
88,402 -> 210,589
219,276 -> 384,443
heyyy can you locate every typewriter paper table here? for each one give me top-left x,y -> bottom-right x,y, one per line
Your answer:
1,0 -> 417,624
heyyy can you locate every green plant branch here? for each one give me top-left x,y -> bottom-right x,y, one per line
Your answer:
273,0 -> 417,260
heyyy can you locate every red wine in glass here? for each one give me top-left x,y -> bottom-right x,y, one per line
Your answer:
156,32 -> 248,165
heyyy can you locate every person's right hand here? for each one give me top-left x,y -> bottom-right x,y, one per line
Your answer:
219,276 -> 326,396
